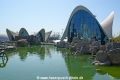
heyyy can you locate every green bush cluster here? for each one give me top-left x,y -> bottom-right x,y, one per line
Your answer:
109,36 -> 120,42
17,39 -> 28,47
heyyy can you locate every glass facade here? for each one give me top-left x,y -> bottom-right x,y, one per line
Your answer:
37,33 -> 43,42
21,31 -> 29,36
68,10 -> 109,45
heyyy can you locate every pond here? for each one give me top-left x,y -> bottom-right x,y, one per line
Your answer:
0,45 -> 120,80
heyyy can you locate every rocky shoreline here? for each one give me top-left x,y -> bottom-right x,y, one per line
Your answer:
56,37 -> 120,66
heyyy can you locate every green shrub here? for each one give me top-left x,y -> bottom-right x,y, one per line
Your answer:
17,39 -> 28,47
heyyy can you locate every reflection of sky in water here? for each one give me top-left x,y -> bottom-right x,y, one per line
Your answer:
0,45 -> 120,80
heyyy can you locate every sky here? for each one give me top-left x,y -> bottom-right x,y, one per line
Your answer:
0,0 -> 120,37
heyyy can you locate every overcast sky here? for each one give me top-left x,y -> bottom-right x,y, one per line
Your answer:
0,0 -> 120,37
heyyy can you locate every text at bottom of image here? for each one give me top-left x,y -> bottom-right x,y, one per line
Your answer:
36,76 -> 83,80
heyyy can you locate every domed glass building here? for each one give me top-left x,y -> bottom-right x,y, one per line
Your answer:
61,5 -> 114,45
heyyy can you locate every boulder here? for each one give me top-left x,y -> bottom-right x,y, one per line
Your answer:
71,37 -> 79,46
112,42 -> 120,49
100,45 -> 106,51
17,39 -> 28,47
105,42 -> 112,52
70,43 -> 78,51
90,46 -> 99,55
96,50 -> 108,62
80,46 -> 90,54
92,41 -> 101,49
65,42 -> 70,49
107,48 -> 120,65
90,39 -> 95,45
69,37 -> 80,51
77,40 -> 82,49
75,49 -> 81,55
75,39 -> 90,54
79,39 -> 90,53
15,36 -> 41,45
92,60 -> 110,66
72,37 -> 80,43
57,41 -> 65,48
90,41 -> 101,55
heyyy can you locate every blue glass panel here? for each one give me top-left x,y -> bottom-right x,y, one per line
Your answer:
37,33 -> 43,42
21,31 -> 28,36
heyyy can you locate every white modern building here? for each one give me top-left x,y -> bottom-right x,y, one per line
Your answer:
6,28 -> 52,42
61,5 -> 114,45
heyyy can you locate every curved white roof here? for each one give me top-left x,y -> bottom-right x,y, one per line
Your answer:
100,11 -> 114,38
45,31 -> 52,42
19,28 -> 29,36
6,28 -> 18,41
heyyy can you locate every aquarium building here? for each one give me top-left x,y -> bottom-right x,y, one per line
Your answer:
61,5 -> 114,45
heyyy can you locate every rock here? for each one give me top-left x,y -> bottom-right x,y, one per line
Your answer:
95,63 -> 99,66
17,39 -> 28,47
75,39 -> 90,54
100,45 -> 106,51
92,41 -> 101,49
57,41 -> 65,48
80,45 -> 90,53
107,48 -> 120,65
92,60 -> 100,64
79,39 -> 90,53
69,37 -> 80,51
112,42 -> 120,49
70,43 -> 78,51
90,41 -> 101,55
98,61 -> 110,66
96,50 -> 108,62
77,40 -> 82,49
90,46 -> 99,55
75,50 -> 81,55
15,35 -> 41,45
65,42 -> 70,49
105,42 -> 112,52
70,37 -> 79,46
90,39 -> 95,45
92,60 -> 110,66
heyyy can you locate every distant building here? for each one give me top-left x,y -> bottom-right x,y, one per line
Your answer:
6,28 -> 52,43
61,5 -> 114,45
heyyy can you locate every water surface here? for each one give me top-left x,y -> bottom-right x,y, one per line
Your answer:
0,45 -> 120,80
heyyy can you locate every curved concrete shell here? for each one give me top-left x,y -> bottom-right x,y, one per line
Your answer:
0,34 -> 9,41
6,29 -> 18,41
101,11 -> 114,38
19,28 -> 29,36
61,5 -> 111,44
45,31 -> 52,42
34,28 -> 45,42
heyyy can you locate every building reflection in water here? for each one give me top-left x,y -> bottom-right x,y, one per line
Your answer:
56,48 -> 96,80
64,55 -> 96,80
1,45 -> 120,79
6,45 -> 53,61
57,48 -> 120,80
